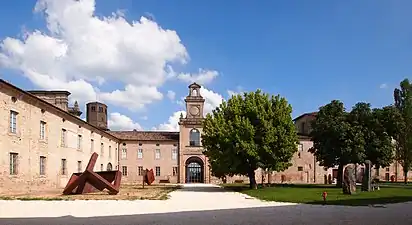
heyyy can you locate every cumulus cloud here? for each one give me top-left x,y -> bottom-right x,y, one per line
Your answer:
154,110 -> 186,131
201,87 -> 225,115
176,68 -> 219,85
227,85 -> 244,97
167,90 -> 176,101
0,0 -> 188,111
108,112 -> 142,131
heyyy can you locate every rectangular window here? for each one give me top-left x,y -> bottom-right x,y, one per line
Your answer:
61,129 -> 67,147
109,146 -> 112,159
386,167 -> 390,172
173,167 -> 178,176
121,148 -> 127,159
40,156 -> 46,175
297,144 -> 303,151
122,166 -> 128,176
9,153 -> 18,175
101,164 -> 103,171
77,135 -> 82,150
138,166 -> 143,176
172,148 -> 177,160
61,159 -> 67,175
91,139 -> 94,153
100,143 -> 104,156
10,111 -> 17,133
115,148 -> 118,161
138,148 -> 143,159
298,166 -> 303,171
155,149 -> 161,159
155,166 -> 161,176
40,121 -> 46,140
77,161 -> 82,173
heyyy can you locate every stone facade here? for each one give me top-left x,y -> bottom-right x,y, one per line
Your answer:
4,77 -> 409,193
0,80 -> 119,193
294,113 -> 412,183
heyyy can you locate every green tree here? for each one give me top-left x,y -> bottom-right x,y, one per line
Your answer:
377,105 -> 405,181
309,100 -> 365,187
201,90 -> 298,189
393,79 -> 412,183
348,103 -> 394,170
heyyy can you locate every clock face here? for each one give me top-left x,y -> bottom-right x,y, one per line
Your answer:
190,106 -> 200,116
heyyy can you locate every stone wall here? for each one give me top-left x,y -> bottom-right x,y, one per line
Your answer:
0,83 -> 118,193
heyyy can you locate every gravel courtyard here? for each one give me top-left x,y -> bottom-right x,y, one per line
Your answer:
0,184 -> 411,225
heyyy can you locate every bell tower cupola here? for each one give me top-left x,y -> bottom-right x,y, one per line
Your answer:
184,82 -> 205,119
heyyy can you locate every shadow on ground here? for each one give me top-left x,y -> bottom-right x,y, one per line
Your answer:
178,185 -> 230,192
308,196 -> 412,206
1,202 -> 412,225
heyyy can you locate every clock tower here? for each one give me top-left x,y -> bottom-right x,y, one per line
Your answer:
185,82 -> 205,118
178,82 -> 210,183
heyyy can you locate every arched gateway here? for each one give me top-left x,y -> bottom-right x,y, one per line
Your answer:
185,157 -> 204,183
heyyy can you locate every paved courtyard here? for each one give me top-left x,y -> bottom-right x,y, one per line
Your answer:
0,184 -> 411,224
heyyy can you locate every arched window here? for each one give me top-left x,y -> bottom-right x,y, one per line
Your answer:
192,89 -> 198,96
189,129 -> 201,146
107,163 -> 113,171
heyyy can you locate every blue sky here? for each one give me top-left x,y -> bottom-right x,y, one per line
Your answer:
0,0 -> 411,131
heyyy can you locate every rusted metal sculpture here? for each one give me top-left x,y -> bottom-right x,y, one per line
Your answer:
142,169 -> 155,188
63,152 -> 122,195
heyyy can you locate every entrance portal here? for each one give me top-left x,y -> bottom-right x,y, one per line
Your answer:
185,157 -> 204,183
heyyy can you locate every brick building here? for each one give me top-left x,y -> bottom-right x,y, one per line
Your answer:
0,78 -> 339,193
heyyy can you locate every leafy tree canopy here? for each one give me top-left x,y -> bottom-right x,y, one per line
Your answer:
309,100 -> 365,167
309,100 -> 366,187
201,90 -> 298,188
393,78 -> 412,182
348,103 -> 394,169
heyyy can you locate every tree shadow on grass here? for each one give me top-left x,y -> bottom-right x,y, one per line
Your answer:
309,196 -> 412,206
223,183 -> 338,191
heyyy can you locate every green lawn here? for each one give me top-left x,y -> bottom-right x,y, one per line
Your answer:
223,183 -> 412,206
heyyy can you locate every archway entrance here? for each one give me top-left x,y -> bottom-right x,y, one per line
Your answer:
185,157 -> 204,183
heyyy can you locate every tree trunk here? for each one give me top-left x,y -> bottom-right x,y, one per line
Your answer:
404,170 -> 408,184
248,170 -> 257,189
336,164 -> 344,188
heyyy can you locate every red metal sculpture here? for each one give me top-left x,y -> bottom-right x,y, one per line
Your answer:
143,169 -> 155,186
63,152 -> 122,195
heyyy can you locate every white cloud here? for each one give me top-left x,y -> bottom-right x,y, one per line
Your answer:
227,85 -> 244,97
108,112 -> 142,131
99,85 -> 163,112
154,110 -> 186,131
380,83 -> 388,89
167,90 -> 176,100
201,87 -> 225,115
176,68 -> 219,85
0,0 -> 189,111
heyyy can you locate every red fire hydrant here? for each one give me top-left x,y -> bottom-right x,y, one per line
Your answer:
322,191 -> 327,204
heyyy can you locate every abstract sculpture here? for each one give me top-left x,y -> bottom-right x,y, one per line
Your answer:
63,152 -> 122,195
142,169 -> 155,188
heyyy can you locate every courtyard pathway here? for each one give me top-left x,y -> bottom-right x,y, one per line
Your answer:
0,183 -> 411,225
0,184 -> 294,218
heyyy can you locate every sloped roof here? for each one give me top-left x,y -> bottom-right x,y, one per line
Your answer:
0,79 -> 119,141
293,112 -> 318,121
108,131 -> 180,141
